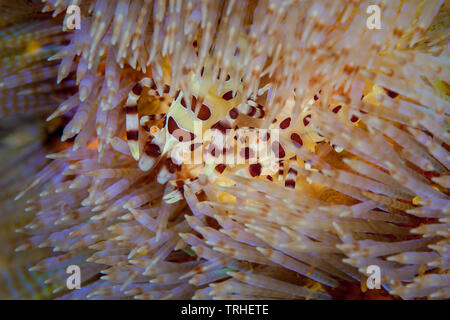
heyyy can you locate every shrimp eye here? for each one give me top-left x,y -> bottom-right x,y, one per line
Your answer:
150,126 -> 159,134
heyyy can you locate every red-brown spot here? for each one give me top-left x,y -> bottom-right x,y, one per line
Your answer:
279,117 -> 291,129
222,91 -> 234,101
126,105 -> 138,114
290,133 -> 303,147
249,163 -> 262,177
350,115 -> 359,122
260,131 -> 270,141
257,104 -> 265,118
167,116 -> 195,142
285,180 -> 296,188
215,164 -> 226,173
229,108 -> 239,119
126,130 -> 138,141
191,96 -> 198,112
198,104 -> 211,120
190,143 -> 202,151
303,115 -> 311,126
180,98 -> 187,108
223,146 -> 233,154
332,105 -> 342,113
271,141 -> 286,158
383,87 -> 399,99
208,144 -> 222,157
247,106 -> 257,117
211,121 -> 231,135
216,68 -> 222,80
240,147 -> 255,160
